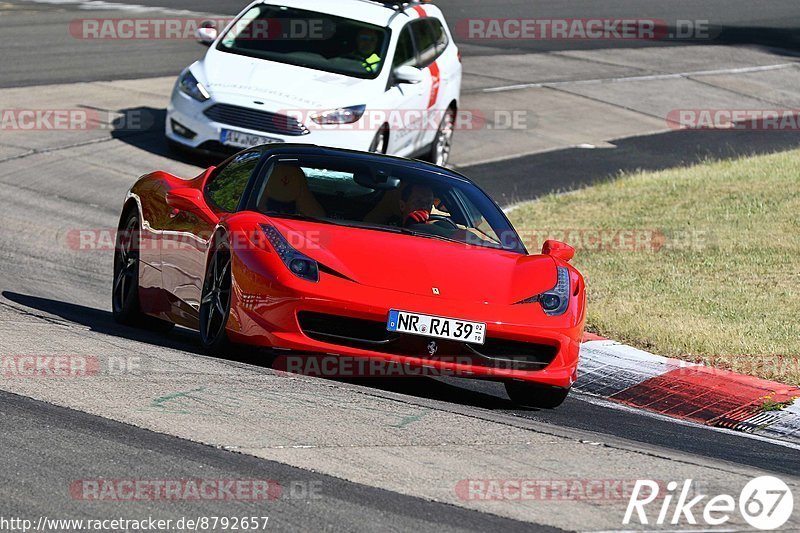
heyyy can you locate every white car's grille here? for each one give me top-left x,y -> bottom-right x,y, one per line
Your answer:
204,104 -> 310,136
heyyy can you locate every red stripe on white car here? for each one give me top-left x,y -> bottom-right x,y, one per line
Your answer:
412,5 -> 427,17
427,61 -> 441,109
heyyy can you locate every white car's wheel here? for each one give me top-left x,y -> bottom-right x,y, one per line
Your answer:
369,125 -> 388,154
428,107 -> 455,167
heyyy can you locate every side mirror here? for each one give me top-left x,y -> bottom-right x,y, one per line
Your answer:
393,65 -> 423,85
166,188 -> 218,224
195,23 -> 218,46
542,239 -> 575,262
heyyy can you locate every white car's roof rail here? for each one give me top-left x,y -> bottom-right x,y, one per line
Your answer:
357,0 -> 433,13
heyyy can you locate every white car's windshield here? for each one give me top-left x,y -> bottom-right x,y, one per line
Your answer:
218,5 -> 390,80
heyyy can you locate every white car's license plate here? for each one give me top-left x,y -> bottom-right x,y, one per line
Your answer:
221,129 -> 282,148
387,310 -> 486,345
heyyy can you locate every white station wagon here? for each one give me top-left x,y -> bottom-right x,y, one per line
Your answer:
166,0 -> 462,166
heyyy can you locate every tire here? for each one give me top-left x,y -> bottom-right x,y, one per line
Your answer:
112,211 -> 174,332
369,125 -> 388,154
426,107 -> 456,167
199,239 -> 233,354
504,381 -> 570,409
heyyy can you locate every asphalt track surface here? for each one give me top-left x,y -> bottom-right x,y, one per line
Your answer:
4,0 -> 800,200
1,0 -> 800,530
0,389 -> 551,532
3,0 -> 800,87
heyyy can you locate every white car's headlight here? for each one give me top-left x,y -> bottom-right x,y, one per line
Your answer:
178,70 -> 211,102
310,105 -> 366,125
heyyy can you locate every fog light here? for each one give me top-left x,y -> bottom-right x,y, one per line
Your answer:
171,119 -> 196,139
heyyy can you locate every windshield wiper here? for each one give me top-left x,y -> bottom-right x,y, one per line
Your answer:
268,216 -> 492,248
266,216 -> 411,236
401,229 -> 466,245
265,213 -> 344,227
335,221 -> 406,234
341,222 -> 460,242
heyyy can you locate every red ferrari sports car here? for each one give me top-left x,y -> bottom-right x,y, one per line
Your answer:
113,145 -> 585,408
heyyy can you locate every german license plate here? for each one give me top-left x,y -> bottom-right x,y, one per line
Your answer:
221,129 -> 282,148
387,310 -> 486,344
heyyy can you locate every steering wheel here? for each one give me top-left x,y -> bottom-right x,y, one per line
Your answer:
429,214 -> 459,230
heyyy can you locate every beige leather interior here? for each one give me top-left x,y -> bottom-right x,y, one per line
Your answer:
259,164 -> 326,218
363,185 -> 404,224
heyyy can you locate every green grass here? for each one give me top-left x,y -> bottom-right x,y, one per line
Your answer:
508,150 -> 800,385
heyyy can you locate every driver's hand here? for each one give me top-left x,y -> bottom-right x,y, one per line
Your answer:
405,209 -> 430,225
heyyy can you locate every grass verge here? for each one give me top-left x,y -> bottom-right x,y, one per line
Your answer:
508,149 -> 800,385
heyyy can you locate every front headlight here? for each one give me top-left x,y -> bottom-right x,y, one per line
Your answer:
517,266 -> 571,316
310,105 -> 366,125
260,224 -> 319,282
178,70 -> 211,102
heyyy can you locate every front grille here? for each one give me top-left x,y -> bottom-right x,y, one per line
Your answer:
467,338 -> 558,368
204,104 -> 309,136
297,312 -> 558,370
298,312 -> 395,345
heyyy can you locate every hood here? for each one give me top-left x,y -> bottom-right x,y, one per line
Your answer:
196,51 -> 377,110
271,219 -> 558,305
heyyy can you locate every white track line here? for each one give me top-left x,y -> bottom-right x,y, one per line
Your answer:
482,62 -> 799,93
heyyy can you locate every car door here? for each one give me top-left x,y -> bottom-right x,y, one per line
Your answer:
410,17 -> 451,150
160,150 -> 260,320
381,23 -> 428,157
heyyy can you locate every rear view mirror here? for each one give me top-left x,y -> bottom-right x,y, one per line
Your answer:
542,239 -> 575,262
393,65 -> 423,85
372,177 -> 401,190
372,168 -> 401,190
354,167 -> 401,191
195,22 -> 218,46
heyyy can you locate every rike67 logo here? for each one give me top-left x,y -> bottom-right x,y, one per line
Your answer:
624,476 -> 794,530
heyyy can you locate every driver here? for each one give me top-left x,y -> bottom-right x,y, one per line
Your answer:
380,183 -> 467,240
382,184 -> 434,227
353,28 -> 382,73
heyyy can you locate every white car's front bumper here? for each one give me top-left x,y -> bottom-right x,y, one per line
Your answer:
165,88 -> 378,154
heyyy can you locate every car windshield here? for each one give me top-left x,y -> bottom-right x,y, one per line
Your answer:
217,5 -> 390,80
249,155 -> 526,254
